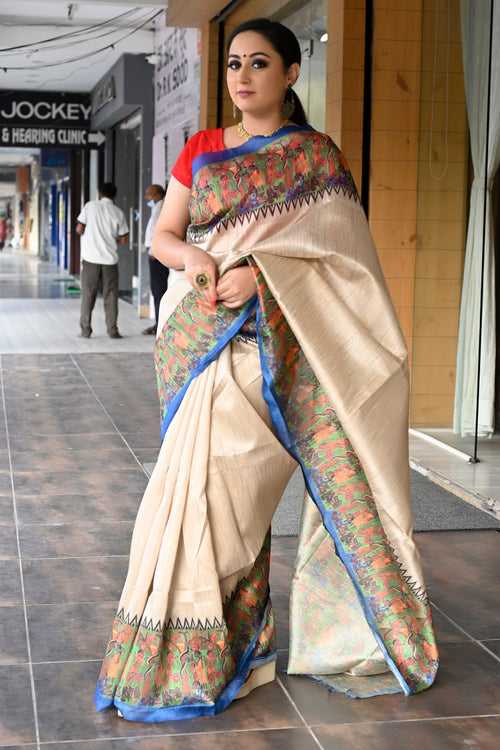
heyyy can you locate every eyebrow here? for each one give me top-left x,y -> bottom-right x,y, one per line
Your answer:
228,52 -> 271,58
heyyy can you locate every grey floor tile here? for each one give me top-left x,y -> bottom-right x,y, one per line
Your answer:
7,413 -> 114,436
419,531 -> 500,639
11,447 -> 140,472
74,352 -> 154,372
105,412 -> 160,432
313,716 -> 500,750
36,728 -> 318,750
0,523 -> 18,558
0,606 -> 28,664
35,661 -> 302,741
74,377 -> 155,394
22,556 -> 128,605
8,432 -> 123,454
269,554 -> 295,596
19,522 -> 134,558
96,402 -> 159,419
482,640 -> 500,658
6,401 -> 108,423
0,559 -> 22,604
431,606 -> 472,644
16,493 -> 141,525
271,591 -> 290,650
28,601 -> 117,663
6,394 -> 98,415
280,642 -> 500,725
0,280 -> 77,299
105,415 -> 159,434
4,381 -> 90,400
0,449 -> 10,470
1,354 -> 74,369
0,664 -> 37,744
273,538 -> 299,556
133,448 -> 160,466
13,469 -> 147,497
2,365 -> 86,385
93,383 -> 157,402
0,470 -> 12,496
120,432 -> 162,451
5,397 -> 89,417
0,495 -> 15,525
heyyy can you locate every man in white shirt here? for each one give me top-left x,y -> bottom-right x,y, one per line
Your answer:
142,183 -> 169,336
76,183 -> 129,339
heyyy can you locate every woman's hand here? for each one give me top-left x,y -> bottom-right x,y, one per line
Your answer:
216,266 -> 257,309
184,245 -> 219,310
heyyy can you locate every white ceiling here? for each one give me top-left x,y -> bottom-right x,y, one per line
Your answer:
0,1 -> 166,92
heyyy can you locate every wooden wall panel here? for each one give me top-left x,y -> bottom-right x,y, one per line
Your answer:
410,0 -> 468,427
369,0 -> 424,373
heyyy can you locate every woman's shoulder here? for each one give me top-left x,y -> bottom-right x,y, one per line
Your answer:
185,128 -> 224,154
300,127 -> 340,153
302,129 -> 350,167
295,128 -> 355,184
171,129 -> 224,188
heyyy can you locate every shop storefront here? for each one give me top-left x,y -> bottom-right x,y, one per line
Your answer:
167,0 -> 500,465
90,54 -> 154,316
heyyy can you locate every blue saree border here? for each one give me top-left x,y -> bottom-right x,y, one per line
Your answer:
94,600 -> 274,722
191,124 -> 314,183
159,296 -> 258,440
254,301 -> 413,698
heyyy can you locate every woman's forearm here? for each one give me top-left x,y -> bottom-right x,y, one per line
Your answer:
151,230 -> 191,270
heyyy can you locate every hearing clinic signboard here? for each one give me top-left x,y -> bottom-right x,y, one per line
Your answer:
152,20 -> 201,184
0,91 -> 105,148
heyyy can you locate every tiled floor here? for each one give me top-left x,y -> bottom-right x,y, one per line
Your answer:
0,351 -> 500,749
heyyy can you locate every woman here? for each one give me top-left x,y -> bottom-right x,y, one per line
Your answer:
95,18 -> 438,722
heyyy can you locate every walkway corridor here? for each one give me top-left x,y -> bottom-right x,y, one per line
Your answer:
0,252 -> 155,353
0,252 -> 499,748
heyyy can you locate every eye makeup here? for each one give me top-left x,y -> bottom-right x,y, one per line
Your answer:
227,57 -> 270,70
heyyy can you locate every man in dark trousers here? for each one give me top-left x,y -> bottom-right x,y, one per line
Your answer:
76,183 -> 129,339
142,183 -> 169,335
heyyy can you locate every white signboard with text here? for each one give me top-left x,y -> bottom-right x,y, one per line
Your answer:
152,18 -> 201,185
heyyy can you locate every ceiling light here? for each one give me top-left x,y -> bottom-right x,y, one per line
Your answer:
320,32 -> 328,43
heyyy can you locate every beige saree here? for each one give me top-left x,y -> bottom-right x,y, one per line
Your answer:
95,125 -> 438,722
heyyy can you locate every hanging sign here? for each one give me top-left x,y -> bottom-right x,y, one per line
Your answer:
0,91 -> 102,149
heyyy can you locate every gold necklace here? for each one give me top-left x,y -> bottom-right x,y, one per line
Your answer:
237,120 -> 288,142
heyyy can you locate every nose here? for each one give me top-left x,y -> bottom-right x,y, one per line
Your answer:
236,61 -> 251,83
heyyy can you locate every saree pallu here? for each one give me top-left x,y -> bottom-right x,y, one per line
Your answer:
95,125 -> 438,722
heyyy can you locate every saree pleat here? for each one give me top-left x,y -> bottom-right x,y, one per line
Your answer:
96,125 -> 438,721
96,333 -> 296,720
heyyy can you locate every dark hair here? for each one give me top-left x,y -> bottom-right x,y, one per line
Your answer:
100,182 -> 117,199
226,18 -> 308,127
149,183 -> 165,198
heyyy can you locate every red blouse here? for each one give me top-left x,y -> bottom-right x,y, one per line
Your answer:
171,129 -> 225,189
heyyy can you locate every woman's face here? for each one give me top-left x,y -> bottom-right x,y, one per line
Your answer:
227,31 -> 299,118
